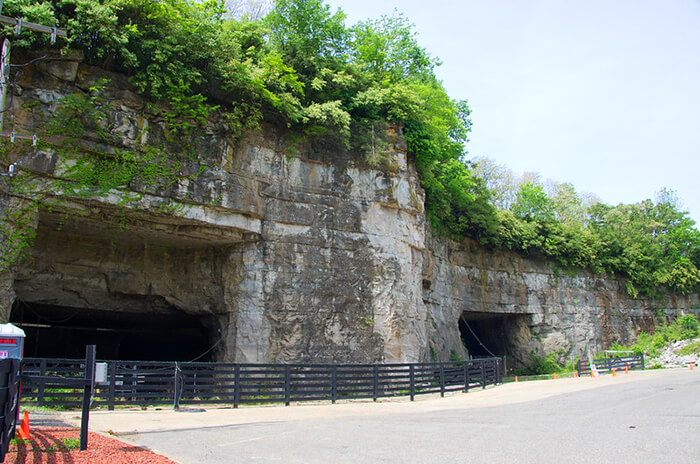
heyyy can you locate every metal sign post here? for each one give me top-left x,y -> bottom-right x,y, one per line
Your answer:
80,345 -> 96,451
0,16 -> 66,39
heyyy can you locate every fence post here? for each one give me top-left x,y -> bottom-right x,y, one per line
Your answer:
284,365 -> 291,406
463,361 -> 470,393
80,345 -> 96,451
131,364 -> 137,402
409,364 -> 415,401
373,364 -> 379,402
439,363 -> 445,397
233,364 -> 240,408
38,359 -> 47,407
108,361 -> 116,411
331,365 -> 337,404
577,360 -> 582,378
640,354 -> 645,370
173,362 -> 180,410
481,360 -> 486,389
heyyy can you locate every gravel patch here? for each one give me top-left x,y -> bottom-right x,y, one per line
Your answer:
651,338 -> 700,368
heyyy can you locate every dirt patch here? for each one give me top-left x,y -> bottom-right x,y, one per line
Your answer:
4,427 -> 178,464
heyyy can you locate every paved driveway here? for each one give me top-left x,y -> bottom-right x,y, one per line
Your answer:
62,369 -> 700,463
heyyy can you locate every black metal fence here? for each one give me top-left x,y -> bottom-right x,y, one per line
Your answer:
19,346 -> 97,450
19,357 -> 503,409
577,355 -> 644,377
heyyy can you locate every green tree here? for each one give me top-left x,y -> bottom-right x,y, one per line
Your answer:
548,181 -> 585,226
472,156 -> 518,209
266,0 -> 349,86
511,182 -> 554,222
588,198 -> 700,295
350,12 -> 438,83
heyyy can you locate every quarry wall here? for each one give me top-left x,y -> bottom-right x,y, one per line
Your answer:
2,52 -> 698,366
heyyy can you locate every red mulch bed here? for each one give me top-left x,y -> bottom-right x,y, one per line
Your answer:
4,427 -> 178,464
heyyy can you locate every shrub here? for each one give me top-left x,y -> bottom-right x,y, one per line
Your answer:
515,352 -> 565,376
678,341 -> 700,356
621,314 -> 699,357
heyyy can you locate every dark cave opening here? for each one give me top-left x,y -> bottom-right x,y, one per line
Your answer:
458,311 -> 527,360
10,300 -> 217,361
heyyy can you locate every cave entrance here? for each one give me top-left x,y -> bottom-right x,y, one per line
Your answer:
9,205 -> 256,362
10,300 -> 217,361
458,311 -> 529,360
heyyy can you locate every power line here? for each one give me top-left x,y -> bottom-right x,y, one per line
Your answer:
459,314 -> 498,358
10,53 -> 48,67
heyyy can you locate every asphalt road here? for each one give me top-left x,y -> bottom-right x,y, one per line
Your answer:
64,369 -> 700,463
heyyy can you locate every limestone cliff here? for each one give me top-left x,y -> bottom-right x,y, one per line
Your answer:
1,52 -> 698,366
424,235 -> 699,366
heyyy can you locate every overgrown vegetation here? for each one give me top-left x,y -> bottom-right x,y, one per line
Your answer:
11,436 -> 80,452
0,76 -> 200,270
608,314 -> 700,358
514,352 -> 571,376
474,158 -> 700,297
678,341 -> 700,356
517,315 -> 700,375
2,0 -> 699,297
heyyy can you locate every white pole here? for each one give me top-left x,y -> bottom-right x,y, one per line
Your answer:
0,38 -> 9,133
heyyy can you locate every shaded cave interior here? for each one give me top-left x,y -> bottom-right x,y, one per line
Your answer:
10,300 -> 215,361
458,311 -> 530,365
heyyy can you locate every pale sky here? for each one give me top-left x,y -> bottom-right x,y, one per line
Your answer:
325,0 -> 700,224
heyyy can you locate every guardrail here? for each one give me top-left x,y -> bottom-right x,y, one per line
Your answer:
19,358 -> 503,410
577,355 -> 644,377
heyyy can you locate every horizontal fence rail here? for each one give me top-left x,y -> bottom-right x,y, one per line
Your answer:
19,358 -> 503,410
577,355 -> 644,377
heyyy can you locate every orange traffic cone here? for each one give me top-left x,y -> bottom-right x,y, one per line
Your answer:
573,372 -> 578,378
691,363 -> 695,371
514,376 -> 519,382
612,369 -> 616,377
624,366 -> 629,374
17,411 -> 30,440
553,372 -> 558,380
590,370 -> 594,378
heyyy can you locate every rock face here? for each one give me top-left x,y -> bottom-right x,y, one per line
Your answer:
2,53 -> 699,366
424,236 -> 700,366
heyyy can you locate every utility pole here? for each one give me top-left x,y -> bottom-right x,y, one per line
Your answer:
0,2 -> 66,135
1,2 -> 66,249
1,33 -> 10,135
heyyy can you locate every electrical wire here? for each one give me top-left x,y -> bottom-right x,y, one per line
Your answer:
183,329 -> 225,363
460,314 -> 498,358
0,67 -> 21,115
10,53 -> 48,68
20,300 -> 86,324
